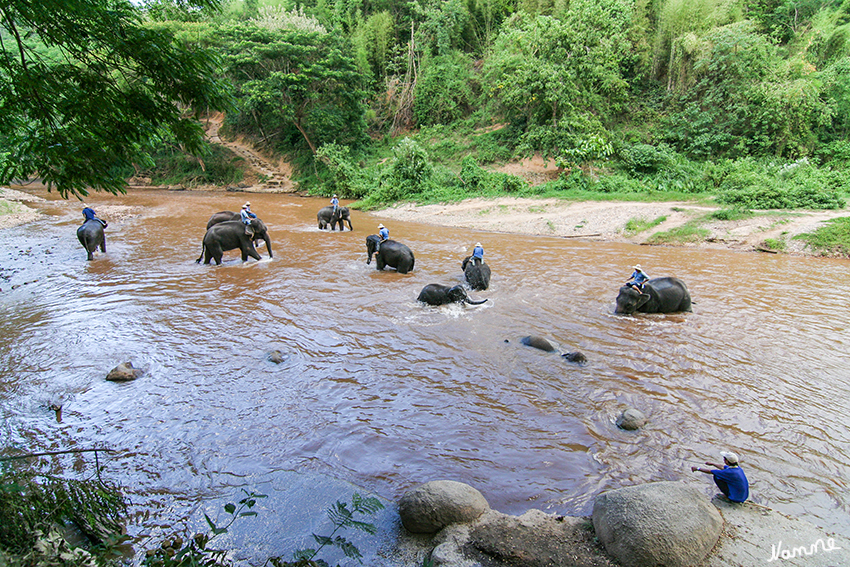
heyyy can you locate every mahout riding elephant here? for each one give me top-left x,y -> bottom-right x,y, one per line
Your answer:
366,235 -> 415,273
196,219 -> 273,265
77,219 -> 106,261
417,284 -> 488,306
462,255 -> 491,291
317,206 -> 353,231
615,277 -> 692,314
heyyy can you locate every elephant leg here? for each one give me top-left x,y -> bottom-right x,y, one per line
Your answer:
100,235 -> 106,253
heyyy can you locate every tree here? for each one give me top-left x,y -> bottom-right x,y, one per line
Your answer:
0,0 -> 232,198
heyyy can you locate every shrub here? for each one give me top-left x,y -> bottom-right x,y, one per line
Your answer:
618,143 -> 675,174
794,217 -> 850,256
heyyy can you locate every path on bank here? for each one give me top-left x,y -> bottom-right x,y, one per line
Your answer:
203,113 -> 296,193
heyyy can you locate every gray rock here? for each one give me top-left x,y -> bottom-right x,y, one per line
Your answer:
592,481 -> 723,567
562,351 -> 587,364
268,350 -> 287,364
616,408 -> 647,430
105,361 -> 143,382
399,480 -> 489,534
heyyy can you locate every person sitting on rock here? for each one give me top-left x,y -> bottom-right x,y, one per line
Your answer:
82,207 -> 107,228
471,242 -> 484,265
626,264 -> 649,292
691,451 -> 749,503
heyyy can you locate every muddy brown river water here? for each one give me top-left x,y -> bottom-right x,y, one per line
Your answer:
1,188 -> 849,562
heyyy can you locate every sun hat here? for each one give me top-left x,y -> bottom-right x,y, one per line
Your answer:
633,264 -> 642,271
476,242 -> 482,247
720,451 -> 739,465
378,224 -> 385,229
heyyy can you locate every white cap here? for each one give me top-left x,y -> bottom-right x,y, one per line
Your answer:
720,451 -> 739,465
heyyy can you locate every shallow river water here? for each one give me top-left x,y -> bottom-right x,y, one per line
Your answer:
1,188 -> 849,562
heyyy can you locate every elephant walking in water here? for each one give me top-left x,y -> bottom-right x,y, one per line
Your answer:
461,256 -> 491,291
77,219 -> 106,261
317,206 -> 353,231
366,234 -> 415,273
615,277 -> 691,314
417,284 -> 488,306
196,219 -> 273,265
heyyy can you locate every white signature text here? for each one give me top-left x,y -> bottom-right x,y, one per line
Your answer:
767,538 -> 842,562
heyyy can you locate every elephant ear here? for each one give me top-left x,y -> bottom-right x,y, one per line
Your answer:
636,291 -> 651,308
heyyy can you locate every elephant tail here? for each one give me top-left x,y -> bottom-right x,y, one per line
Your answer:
196,242 -> 205,263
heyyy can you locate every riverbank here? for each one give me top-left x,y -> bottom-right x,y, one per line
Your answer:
372,196 -> 850,256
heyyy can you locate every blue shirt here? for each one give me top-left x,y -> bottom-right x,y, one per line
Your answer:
712,466 -> 749,502
331,197 -> 339,208
379,227 -> 389,241
241,209 -> 257,223
83,207 -> 97,221
472,246 -> 484,260
630,270 -> 649,284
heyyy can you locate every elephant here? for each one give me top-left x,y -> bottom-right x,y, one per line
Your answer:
206,210 -> 240,229
461,255 -> 491,291
417,284 -> 488,306
317,206 -> 353,231
366,235 -> 415,273
77,219 -> 106,261
196,218 -> 273,265
615,276 -> 692,314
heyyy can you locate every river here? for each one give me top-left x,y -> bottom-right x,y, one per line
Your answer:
1,188 -> 848,562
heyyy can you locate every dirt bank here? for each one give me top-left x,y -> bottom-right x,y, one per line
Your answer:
373,196 -> 850,256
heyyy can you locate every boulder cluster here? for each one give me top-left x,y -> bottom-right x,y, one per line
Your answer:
399,480 -> 724,567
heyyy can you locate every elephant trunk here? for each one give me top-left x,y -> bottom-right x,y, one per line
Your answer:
263,234 -> 273,258
464,297 -> 488,305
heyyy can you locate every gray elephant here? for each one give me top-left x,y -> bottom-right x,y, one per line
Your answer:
77,219 -> 106,261
366,235 -> 415,273
461,256 -> 491,291
615,277 -> 692,314
317,206 -> 353,231
196,219 -> 273,265
518,335 -> 587,364
417,284 -> 488,306
206,210 -> 241,229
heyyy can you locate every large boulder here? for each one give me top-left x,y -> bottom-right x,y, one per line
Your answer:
398,480 -> 489,534
592,481 -> 723,567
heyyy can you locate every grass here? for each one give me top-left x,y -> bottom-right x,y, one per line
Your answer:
794,217 -> 850,257
623,215 -> 667,235
0,200 -> 24,216
646,221 -> 710,244
761,237 -> 787,252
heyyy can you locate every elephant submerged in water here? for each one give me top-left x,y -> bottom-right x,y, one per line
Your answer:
461,256 -> 491,291
615,277 -> 692,314
206,211 -> 268,250
417,284 -> 488,306
366,235 -> 415,273
77,219 -> 106,261
317,206 -> 353,231
196,219 -> 273,265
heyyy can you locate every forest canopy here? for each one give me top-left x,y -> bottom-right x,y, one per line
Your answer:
2,0 -> 849,207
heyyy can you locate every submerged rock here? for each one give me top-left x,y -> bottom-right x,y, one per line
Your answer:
106,361 -> 143,382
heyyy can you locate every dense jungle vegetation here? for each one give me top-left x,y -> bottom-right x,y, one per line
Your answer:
146,0 -> 850,212
3,0 -> 850,211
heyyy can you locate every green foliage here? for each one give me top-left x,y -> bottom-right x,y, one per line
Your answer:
138,143 -> 245,187
760,237 -> 787,252
709,208 -> 753,220
351,11 -> 395,83
0,464 -> 127,565
618,143 -> 675,174
646,221 -> 711,244
0,0 -> 232,199
414,51 -> 477,126
624,215 -> 667,234
363,138 -> 435,204
712,157 -> 847,209
271,493 -> 384,567
794,216 -> 850,256
143,489 -> 266,567
315,143 -> 371,198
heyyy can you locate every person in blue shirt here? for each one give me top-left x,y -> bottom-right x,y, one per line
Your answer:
240,202 -> 257,236
82,207 -> 107,228
376,223 -> 389,253
331,194 -> 339,213
471,242 -> 484,264
692,451 -> 749,503
626,264 -> 649,292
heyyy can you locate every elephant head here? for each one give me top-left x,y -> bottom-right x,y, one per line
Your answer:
247,218 -> 273,258
615,285 -> 651,314
366,234 -> 379,264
